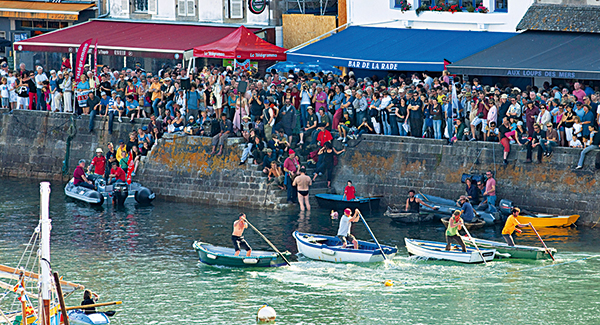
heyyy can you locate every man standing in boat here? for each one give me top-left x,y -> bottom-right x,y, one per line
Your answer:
445,210 -> 466,252
232,213 -> 252,257
502,208 -> 530,246
405,190 -> 438,212
337,208 -> 360,249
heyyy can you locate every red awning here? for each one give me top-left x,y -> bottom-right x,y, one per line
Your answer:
14,20 -> 260,59
193,26 -> 286,61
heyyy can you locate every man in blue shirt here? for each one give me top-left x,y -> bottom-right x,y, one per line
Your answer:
581,104 -> 595,138
125,95 -> 140,123
458,196 -> 477,223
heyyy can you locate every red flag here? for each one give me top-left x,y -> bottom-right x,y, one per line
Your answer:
93,39 -> 98,76
75,38 -> 93,83
126,152 -> 134,184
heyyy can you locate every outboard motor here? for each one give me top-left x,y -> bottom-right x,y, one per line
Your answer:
498,199 -> 514,217
135,187 -> 155,205
112,182 -> 129,206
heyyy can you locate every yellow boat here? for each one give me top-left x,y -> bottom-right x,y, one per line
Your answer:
516,214 -> 580,228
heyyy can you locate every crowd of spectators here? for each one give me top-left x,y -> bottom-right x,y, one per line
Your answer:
7,60 -> 600,185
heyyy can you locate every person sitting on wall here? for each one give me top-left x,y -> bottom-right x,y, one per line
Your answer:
211,113 -> 233,156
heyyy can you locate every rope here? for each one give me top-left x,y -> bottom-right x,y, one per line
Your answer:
467,145 -> 483,173
11,114 -> 71,134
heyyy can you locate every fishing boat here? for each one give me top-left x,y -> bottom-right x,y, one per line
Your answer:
416,193 -> 498,225
384,206 -> 434,223
314,194 -> 381,211
460,236 -> 556,260
292,231 -> 398,263
0,182 -> 114,325
67,310 -> 111,325
64,174 -> 155,206
405,238 -> 496,264
498,199 -> 579,227
192,241 -> 291,268
440,216 -> 486,230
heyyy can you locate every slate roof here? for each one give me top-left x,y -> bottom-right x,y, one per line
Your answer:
517,4 -> 600,33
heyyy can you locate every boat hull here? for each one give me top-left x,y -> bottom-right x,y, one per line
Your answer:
315,194 -> 380,211
516,215 -> 580,228
417,194 -> 497,225
385,208 -> 434,223
293,231 -> 397,263
440,217 -> 486,230
193,241 -> 290,268
460,236 -> 556,260
68,310 -> 110,325
405,238 -> 495,264
64,178 -> 155,206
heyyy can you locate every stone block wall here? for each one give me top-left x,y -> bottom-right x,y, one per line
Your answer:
332,135 -> 600,225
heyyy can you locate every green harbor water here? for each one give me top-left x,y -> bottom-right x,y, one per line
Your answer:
1,178 -> 600,324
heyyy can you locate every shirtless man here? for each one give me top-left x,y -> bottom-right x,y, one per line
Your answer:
292,166 -> 312,211
232,213 -> 252,257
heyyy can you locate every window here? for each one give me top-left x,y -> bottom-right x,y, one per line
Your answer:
495,0 -> 507,12
229,0 -> 244,19
135,0 -> 148,12
178,0 -> 196,16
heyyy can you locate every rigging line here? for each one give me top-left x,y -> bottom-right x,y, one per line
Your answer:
10,232 -> 39,310
0,223 -> 40,304
467,144 -> 483,173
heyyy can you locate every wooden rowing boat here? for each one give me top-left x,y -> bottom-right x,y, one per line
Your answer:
440,216 -> 486,230
384,207 -> 434,223
460,236 -> 556,260
515,214 -> 579,228
404,238 -> 496,264
293,231 -> 397,263
192,241 -> 291,268
315,194 -> 381,211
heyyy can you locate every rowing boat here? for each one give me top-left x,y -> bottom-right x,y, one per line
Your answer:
515,214 -> 579,228
68,310 -> 110,325
314,194 -> 381,211
440,216 -> 486,230
192,241 -> 291,268
384,207 -> 434,223
404,238 -> 496,264
293,231 -> 397,263
460,236 -> 556,260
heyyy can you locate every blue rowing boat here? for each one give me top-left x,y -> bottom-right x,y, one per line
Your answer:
315,194 -> 381,211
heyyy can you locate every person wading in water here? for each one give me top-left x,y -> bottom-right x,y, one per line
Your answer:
232,213 -> 252,257
405,189 -> 438,212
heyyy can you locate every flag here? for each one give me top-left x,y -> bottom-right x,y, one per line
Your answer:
451,81 -> 459,117
93,39 -> 98,76
75,38 -> 93,83
126,152 -> 134,185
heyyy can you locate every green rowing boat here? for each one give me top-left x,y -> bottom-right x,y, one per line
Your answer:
461,236 -> 556,260
193,241 -> 291,267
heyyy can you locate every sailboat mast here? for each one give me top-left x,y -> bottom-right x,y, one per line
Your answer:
39,182 -> 51,325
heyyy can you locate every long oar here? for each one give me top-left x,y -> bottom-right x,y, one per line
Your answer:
65,301 -> 122,311
462,226 -> 488,266
358,212 -> 388,261
245,220 -> 291,266
528,222 -> 556,262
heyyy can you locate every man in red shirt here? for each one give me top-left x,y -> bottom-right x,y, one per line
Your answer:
108,161 -> 126,184
88,148 -> 106,176
316,128 -> 333,147
343,180 -> 356,201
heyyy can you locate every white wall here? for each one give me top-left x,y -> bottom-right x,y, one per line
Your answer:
348,0 -> 534,32
110,0 -> 130,18
198,0 -> 224,22
246,6 -> 269,25
156,0 -> 176,20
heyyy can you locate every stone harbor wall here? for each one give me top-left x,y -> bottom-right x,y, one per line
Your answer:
0,109 -> 138,180
1,110 -> 600,223
332,135 -> 600,225
135,134 -> 291,209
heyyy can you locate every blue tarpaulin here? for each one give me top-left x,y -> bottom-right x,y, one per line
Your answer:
267,61 -> 342,75
287,26 -> 516,72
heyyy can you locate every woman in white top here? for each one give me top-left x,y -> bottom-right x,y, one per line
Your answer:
61,71 -> 73,113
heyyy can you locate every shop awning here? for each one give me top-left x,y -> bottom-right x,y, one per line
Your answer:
14,20 -> 259,59
286,26 -> 516,71
448,31 -> 600,80
0,0 -> 94,21
193,26 -> 286,61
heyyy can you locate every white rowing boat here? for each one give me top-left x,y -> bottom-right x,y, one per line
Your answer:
405,238 -> 496,264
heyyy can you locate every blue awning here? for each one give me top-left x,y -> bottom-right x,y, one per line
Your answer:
287,26 -> 516,72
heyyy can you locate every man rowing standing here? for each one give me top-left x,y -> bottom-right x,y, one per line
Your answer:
232,213 -> 252,257
337,208 -> 360,249
502,207 -> 530,247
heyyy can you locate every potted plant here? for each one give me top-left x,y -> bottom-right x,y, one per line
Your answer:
466,5 -> 475,12
397,0 -> 412,13
415,4 -> 428,15
476,5 -> 489,13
